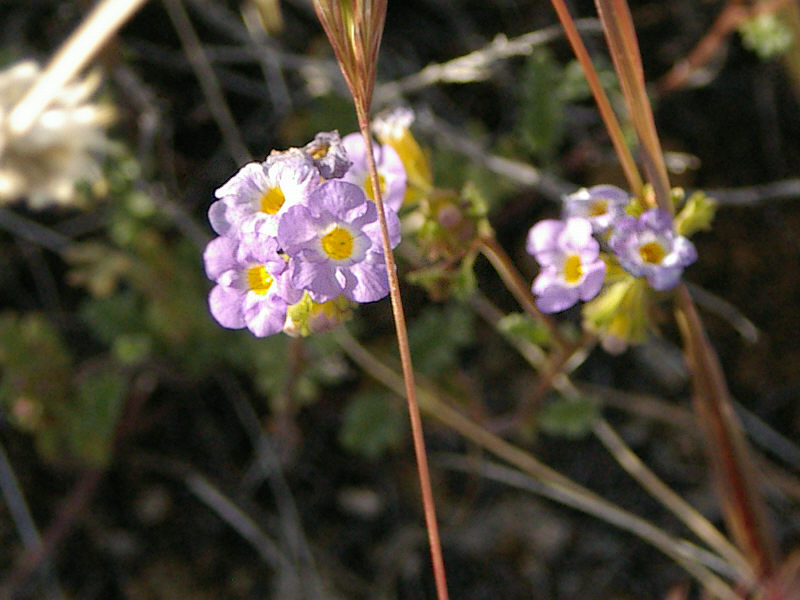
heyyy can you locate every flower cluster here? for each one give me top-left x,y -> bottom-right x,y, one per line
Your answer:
203,131 -> 404,337
526,185 -> 698,319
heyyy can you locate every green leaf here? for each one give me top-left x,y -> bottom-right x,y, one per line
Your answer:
451,255 -> 478,301
408,305 -> 474,377
234,333 -> 292,399
518,48 -> 565,160
0,312 -> 73,433
674,191 -> 717,238
497,313 -> 551,347
0,313 -> 127,466
80,291 -> 143,346
112,334 -> 153,365
65,367 -> 127,466
739,13 -> 794,60
539,395 -> 599,439
339,390 -> 406,459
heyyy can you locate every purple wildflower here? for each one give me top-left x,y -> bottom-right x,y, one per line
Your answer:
563,185 -> 629,233
302,130 -> 351,179
526,217 -> 605,313
209,149 -> 318,239
203,234 -> 301,337
340,132 -> 406,211
277,180 -> 399,303
609,209 -> 697,291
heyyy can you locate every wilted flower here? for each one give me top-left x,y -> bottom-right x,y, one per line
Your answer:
209,149 -> 318,239
340,132 -> 405,211
278,180 -> 399,303
302,129 -> 351,179
373,106 -> 432,204
0,60 -> 114,209
562,185 -> 629,233
203,234 -> 301,337
373,106 -> 415,140
609,209 -> 697,291
582,276 -> 650,354
527,217 -> 605,313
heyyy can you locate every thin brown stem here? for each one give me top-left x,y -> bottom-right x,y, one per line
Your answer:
0,467 -> 104,597
516,331 -> 593,425
313,2 -> 449,595
477,235 -> 567,349
333,328 -> 742,599
355,103 -> 449,600
592,418 -> 755,584
164,0 -> 251,164
593,0 -> 672,212
471,291 -> 756,591
547,0 -> 643,195
675,284 -> 778,581
657,0 -> 790,96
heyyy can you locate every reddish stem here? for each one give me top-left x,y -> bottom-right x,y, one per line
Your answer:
355,102 -> 450,600
675,284 -> 778,582
658,0 -> 791,96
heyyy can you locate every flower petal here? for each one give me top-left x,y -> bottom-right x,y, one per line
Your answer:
578,260 -> 605,301
526,219 -> 565,266
535,285 -> 580,313
203,236 -> 239,280
346,259 -> 390,303
290,257 -> 342,301
646,266 -> 683,291
209,285 -> 246,329
243,293 -> 287,337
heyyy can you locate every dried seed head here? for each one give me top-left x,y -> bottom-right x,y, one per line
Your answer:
313,0 -> 387,111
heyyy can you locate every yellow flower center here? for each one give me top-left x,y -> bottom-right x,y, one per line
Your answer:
245,265 -> 273,295
361,173 -> 386,203
306,145 -> 328,160
638,241 -> 665,264
321,227 -> 353,260
562,254 -> 582,284
588,199 -> 607,217
258,187 -> 284,214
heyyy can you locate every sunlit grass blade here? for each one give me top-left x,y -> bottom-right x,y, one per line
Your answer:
547,0 -> 643,196
312,3 -> 449,599
593,0 -> 672,211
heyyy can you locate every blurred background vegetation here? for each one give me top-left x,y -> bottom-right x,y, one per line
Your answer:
1,0 -> 800,598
